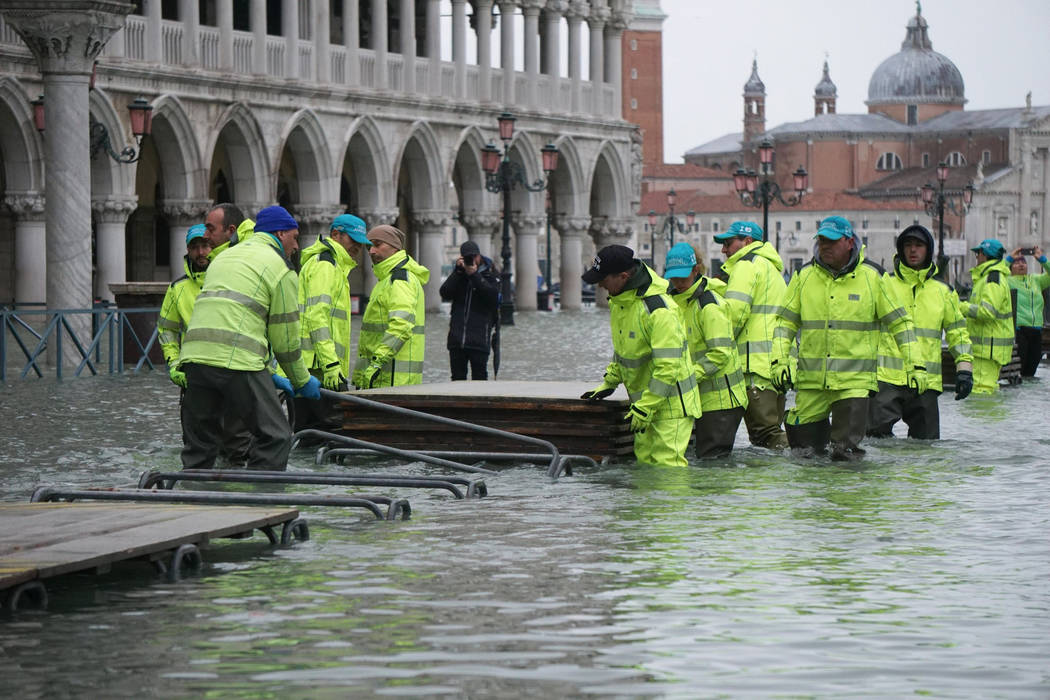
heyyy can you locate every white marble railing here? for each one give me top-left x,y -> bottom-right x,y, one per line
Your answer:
124,17 -> 145,60
200,26 -> 220,67
330,46 -> 346,84
298,44 -> 312,80
233,33 -> 253,74
0,17 -> 20,45
161,20 -> 181,64
266,37 -> 285,78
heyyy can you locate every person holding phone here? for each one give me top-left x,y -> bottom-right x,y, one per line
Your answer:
439,240 -> 500,380
1006,246 -> 1050,377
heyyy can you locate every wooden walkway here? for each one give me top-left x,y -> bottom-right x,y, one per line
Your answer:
0,502 -> 298,594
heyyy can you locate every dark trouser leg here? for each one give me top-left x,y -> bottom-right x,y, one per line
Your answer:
220,411 -> 254,465
743,386 -> 788,448
829,397 -> 869,460
1016,326 -> 1043,376
902,389 -> 941,440
867,381 -> 907,437
785,419 -> 831,456
292,370 -> 343,435
449,348 -> 468,381
467,348 -> 489,380
694,407 -> 745,459
181,363 -> 227,470
240,369 -> 293,471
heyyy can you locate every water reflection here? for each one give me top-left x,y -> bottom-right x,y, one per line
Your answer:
1,308 -> 1048,696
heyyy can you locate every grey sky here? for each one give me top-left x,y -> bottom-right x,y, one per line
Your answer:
660,0 -> 1050,163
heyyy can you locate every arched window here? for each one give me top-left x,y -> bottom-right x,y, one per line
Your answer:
946,151 -> 967,167
876,152 -> 902,171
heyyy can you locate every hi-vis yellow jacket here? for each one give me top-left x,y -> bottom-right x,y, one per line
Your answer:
157,255 -> 206,368
961,257 -> 1015,365
774,244 -> 920,392
179,233 -> 311,388
721,241 -> 787,382
297,236 -> 357,377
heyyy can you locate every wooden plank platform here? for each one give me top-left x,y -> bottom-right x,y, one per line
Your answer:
339,381 -> 634,457
0,502 -> 299,592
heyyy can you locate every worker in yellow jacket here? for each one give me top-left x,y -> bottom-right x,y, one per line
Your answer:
960,239 -> 1015,393
581,245 -> 702,467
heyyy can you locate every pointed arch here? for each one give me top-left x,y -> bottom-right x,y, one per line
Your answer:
340,115 -> 391,211
547,135 -> 585,217
275,108 -> 335,205
148,94 -> 206,200
588,140 -> 629,219
448,125 -> 491,216
394,120 -> 446,211
207,102 -> 271,207
0,77 -> 43,193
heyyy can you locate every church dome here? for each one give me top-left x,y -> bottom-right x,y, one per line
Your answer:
866,6 -> 965,106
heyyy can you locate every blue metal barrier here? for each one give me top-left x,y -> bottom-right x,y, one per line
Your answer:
0,306 -> 161,381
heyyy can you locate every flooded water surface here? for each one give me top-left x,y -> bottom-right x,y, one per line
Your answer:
1,308 -> 1048,698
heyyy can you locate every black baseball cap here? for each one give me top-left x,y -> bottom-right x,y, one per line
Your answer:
582,245 -> 637,284
460,240 -> 480,258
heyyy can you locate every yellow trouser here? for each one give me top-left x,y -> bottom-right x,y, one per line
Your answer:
786,388 -> 871,425
633,416 -> 695,467
971,356 -> 1001,394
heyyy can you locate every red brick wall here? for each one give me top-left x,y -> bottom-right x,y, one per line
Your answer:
623,29 -> 663,167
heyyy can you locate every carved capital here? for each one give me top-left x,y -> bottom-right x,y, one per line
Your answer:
521,0 -> 546,14
91,195 -> 138,223
412,209 -> 454,232
554,214 -> 591,235
511,213 -> 547,232
294,204 -> 345,226
4,191 -> 46,220
461,212 -> 501,233
566,0 -> 590,21
160,198 -> 211,223
587,2 -> 610,26
607,7 -> 632,32
2,3 -> 132,74
358,208 -> 400,228
545,0 -> 570,15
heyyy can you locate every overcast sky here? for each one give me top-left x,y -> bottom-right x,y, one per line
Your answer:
659,0 -> 1050,163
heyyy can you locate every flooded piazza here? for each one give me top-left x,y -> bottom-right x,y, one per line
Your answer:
0,308 -> 1048,698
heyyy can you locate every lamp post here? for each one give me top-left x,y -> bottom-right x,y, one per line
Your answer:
481,113 -> 558,326
733,140 -> 808,251
542,189 -> 554,311
646,188 -> 695,269
32,94 -> 153,163
921,162 -> 976,282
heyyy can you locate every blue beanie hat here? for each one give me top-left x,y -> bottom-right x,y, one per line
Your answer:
971,238 -> 1005,259
816,215 -> 854,240
254,205 -> 298,233
185,224 -> 207,246
330,214 -> 371,244
713,220 -> 763,243
664,242 -> 698,279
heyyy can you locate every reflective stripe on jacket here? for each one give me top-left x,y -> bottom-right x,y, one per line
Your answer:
179,233 -> 310,387
1007,259 -> 1050,328
354,249 -> 430,387
605,264 -> 702,420
876,259 -> 973,392
298,236 -> 357,376
669,276 -> 748,413
775,243 -> 919,392
961,258 -> 1014,365
158,255 -> 206,367
720,241 -> 787,382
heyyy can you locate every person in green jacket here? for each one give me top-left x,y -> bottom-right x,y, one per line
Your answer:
664,242 -> 747,459
868,224 -> 974,440
293,213 -> 371,430
1005,246 -> 1050,377
581,245 -> 702,468
352,225 -> 429,389
179,206 -> 321,470
772,216 -> 926,460
715,221 -> 790,449
960,239 -> 1015,394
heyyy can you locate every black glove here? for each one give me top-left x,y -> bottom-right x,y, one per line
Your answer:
954,370 -> 973,401
580,387 -> 615,400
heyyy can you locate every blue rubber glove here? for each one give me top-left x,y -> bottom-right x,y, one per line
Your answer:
296,375 -> 322,400
271,373 -> 294,398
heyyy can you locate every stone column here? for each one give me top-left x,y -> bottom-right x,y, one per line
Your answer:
92,195 -> 138,301
522,0 -> 542,110
498,1 -> 517,106
555,214 -> 589,309
426,0 -> 441,95
3,2 -> 130,358
218,0 -> 234,70
461,212 -> 500,260
413,210 -> 453,312
315,0 -> 330,82
605,7 -> 627,120
544,1 -> 565,80
566,1 -> 584,114
359,207 -> 400,295
1042,149 -> 1050,245
283,0 -> 299,78
477,0 -> 493,102
161,199 -> 211,281
145,0 -> 162,63
178,0 -> 199,67
399,0 -> 416,94
512,213 -> 544,311
5,192 -> 46,305
343,0 -> 360,84
372,0 -> 388,89
587,2 -> 608,115
252,0 -> 267,75
452,0 -> 467,99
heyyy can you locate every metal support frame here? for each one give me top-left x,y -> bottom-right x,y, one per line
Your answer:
293,428 -> 496,476
316,447 -> 594,480
317,388 -> 564,478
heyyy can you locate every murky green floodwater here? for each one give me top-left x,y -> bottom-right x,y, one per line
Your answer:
1,308 -> 1048,698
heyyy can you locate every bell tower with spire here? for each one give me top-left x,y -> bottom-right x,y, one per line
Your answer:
743,58 -> 766,147
814,58 -> 837,116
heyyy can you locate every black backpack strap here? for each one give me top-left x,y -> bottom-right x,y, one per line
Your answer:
988,269 -> 1002,284
391,256 -> 410,282
643,295 -> 667,313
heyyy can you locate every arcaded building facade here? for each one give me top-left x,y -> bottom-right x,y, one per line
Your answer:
0,0 -> 640,314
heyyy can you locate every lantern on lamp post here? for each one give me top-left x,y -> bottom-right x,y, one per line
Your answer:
733,139 -> 808,252
921,161 -> 976,282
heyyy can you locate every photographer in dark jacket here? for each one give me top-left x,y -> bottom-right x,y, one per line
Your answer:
439,240 -> 500,380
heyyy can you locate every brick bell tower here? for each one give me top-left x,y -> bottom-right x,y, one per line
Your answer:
742,58 -> 766,152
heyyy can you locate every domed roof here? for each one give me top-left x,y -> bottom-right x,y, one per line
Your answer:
743,59 -> 765,96
814,59 -> 836,97
866,5 -> 965,106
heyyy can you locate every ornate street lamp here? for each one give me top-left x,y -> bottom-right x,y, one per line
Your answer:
649,188 -> 689,270
482,112 -> 558,325
733,139 -> 808,252
921,162 -> 975,281
33,94 -> 153,163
